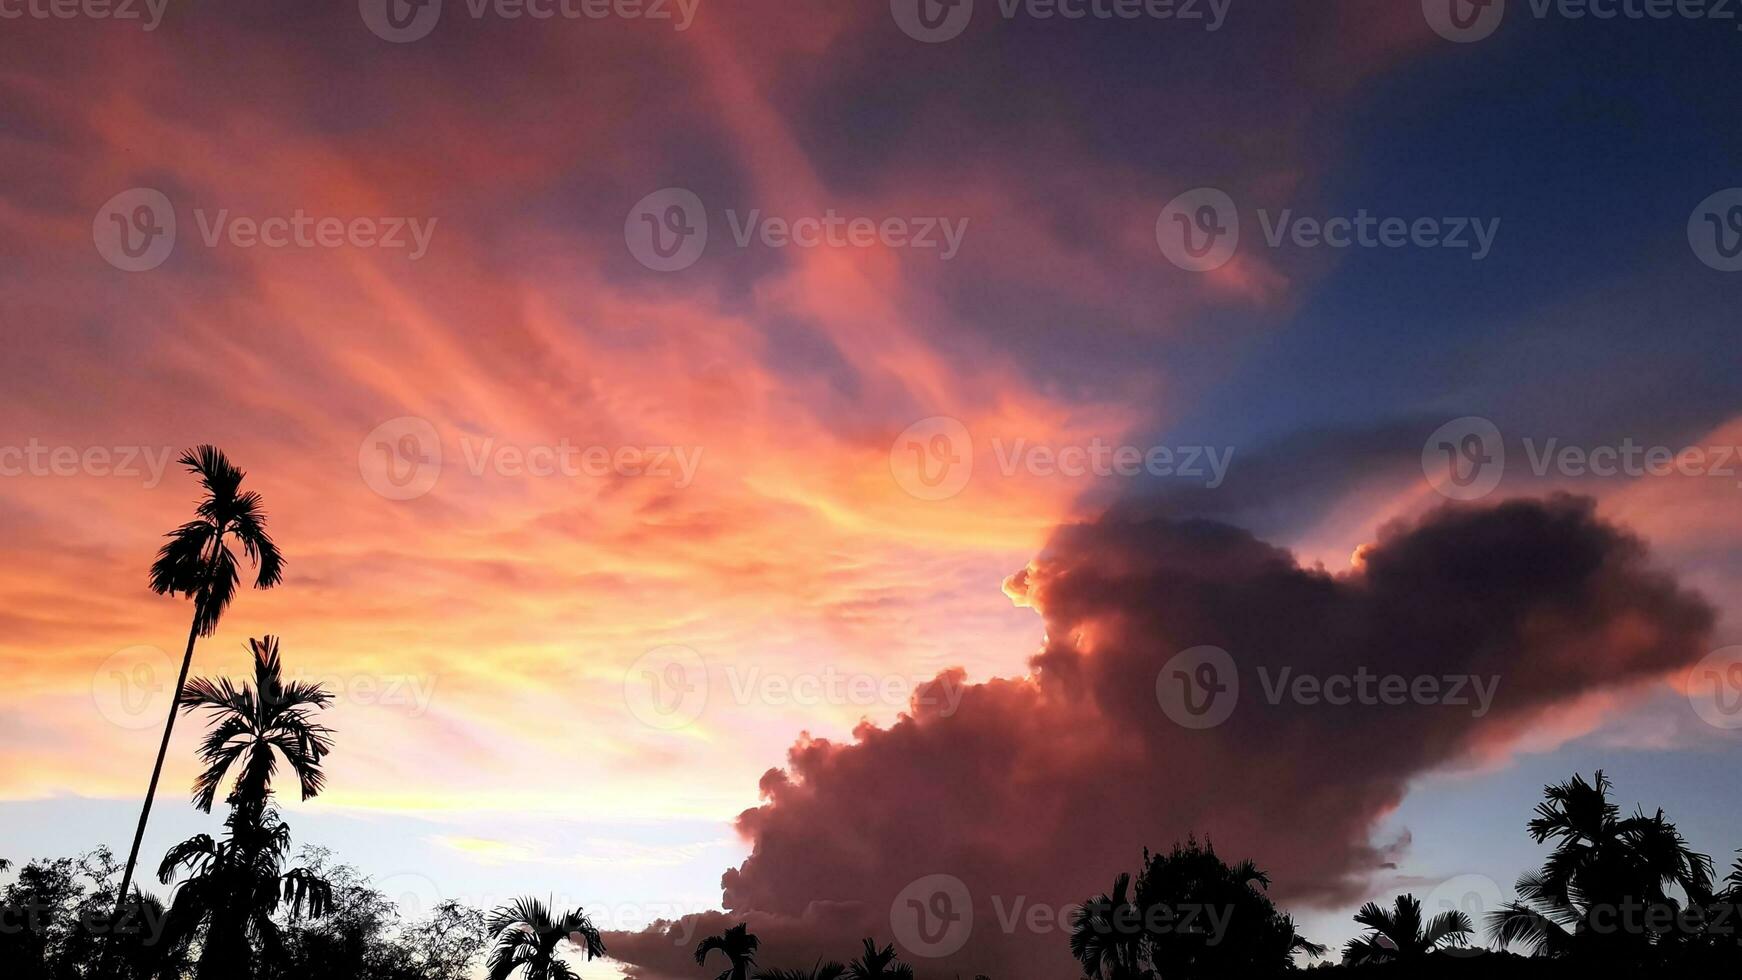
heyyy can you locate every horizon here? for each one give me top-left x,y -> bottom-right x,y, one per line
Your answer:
3,3 -> 1742,979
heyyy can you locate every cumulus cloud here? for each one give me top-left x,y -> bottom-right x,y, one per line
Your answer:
609,495 -> 1714,978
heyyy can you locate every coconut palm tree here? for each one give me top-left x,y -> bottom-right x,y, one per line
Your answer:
1341,894 -> 1472,964
1069,872 -> 1151,980
155,802 -> 333,980
116,446 -> 286,911
752,961 -> 846,980
841,939 -> 913,980
1488,771 -> 1714,963
696,923 -> 759,980
177,635 -> 334,813
485,896 -> 606,980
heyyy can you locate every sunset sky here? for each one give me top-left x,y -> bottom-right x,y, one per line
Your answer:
3,2 -> 1741,977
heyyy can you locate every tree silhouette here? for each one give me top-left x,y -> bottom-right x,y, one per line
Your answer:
1488,771 -> 1714,966
1133,838 -> 1325,979
484,896 -> 605,980
1341,893 -> 1472,964
696,923 -> 759,980
841,939 -> 913,980
155,802 -> 333,979
179,635 -> 334,813
152,638 -> 334,979
1069,872 -> 1152,980
117,446 -> 285,912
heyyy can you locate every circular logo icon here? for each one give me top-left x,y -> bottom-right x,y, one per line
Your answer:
1688,189 -> 1742,273
93,188 -> 176,272
1422,873 -> 1504,956
1422,417 -> 1505,501
93,645 -> 176,729
624,645 -> 709,730
889,416 -> 973,501
1422,0 -> 1505,43
1156,645 -> 1239,730
359,417 -> 442,501
625,188 -> 708,272
377,872 -> 446,919
1688,645 -> 1742,730
891,0 -> 974,43
1156,188 -> 1239,272
891,873 -> 973,958
360,0 -> 443,42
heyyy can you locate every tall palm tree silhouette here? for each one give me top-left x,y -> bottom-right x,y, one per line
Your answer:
179,635 -> 333,812
156,801 -> 333,979
1341,894 -> 1473,964
154,636 -> 333,979
842,939 -> 913,980
116,446 -> 285,911
696,923 -> 760,980
485,896 -> 606,980
1489,771 -> 1713,963
1069,872 -> 1152,980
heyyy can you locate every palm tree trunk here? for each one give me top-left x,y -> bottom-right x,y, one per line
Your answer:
114,613 -> 202,912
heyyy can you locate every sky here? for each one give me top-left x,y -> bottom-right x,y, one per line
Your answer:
2,1 -> 1741,977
